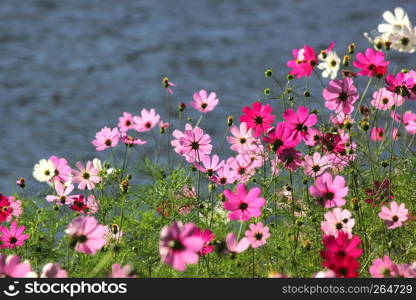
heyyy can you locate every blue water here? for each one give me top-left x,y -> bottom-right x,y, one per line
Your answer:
0,0 -> 414,194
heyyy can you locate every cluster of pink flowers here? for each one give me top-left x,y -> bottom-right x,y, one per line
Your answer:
369,255 -> 416,278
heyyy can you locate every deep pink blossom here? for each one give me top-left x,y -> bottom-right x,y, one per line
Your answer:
353,48 -> 389,77
263,122 -> 299,152
287,45 -> 318,78
0,221 -> 29,249
194,228 -> 215,256
240,102 -> 275,137
223,184 -> 266,221
282,106 -> 318,144
370,128 -> 385,141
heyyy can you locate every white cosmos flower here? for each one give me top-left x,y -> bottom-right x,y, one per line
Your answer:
378,7 -> 411,35
92,158 -> 114,175
33,159 -> 56,183
318,50 -> 340,79
389,25 -> 416,53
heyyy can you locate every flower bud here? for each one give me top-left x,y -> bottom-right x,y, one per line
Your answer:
263,88 -> 271,95
348,43 -> 355,54
120,179 -> 129,193
303,90 -> 311,97
286,74 -> 294,81
179,102 -> 186,112
384,41 -> 392,51
343,55 -> 349,67
264,69 -> 273,77
227,115 -> 234,127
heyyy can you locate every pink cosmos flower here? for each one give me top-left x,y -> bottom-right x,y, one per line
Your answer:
282,106 -> 318,144
227,122 -> 256,153
385,72 -> 414,99
263,122 -> 299,152
65,216 -> 107,255
0,221 -> 29,249
228,155 -> 256,183
194,228 -> 215,256
370,127 -> 385,141
391,128 -> 400,140
190,89 -> 219,113
41,263 -> 68,278
330,112 -> 354,128
118,112 -> 135,132
49,156 -> 72,183
371,87 -> 401,110
211,161 -> 237,185
159,120 -> 170,130
16,177 -> 25,188
178,125 -> 212,162
277,147 -> 303,171
46,182 -> 77,205
378,201 -> 408,229
120,131 -> 147,146
109,264 -> 136,278
245,222 -> 270,248
92,127 -> 120,151
162,77 -> 175,94
406,120 -> 416,135
159,221 -> 204,272
323,77 -> 359,114
309,172 -> 348,208
72,161 -> 101,190
321,208 -> 355,238
369,256 -> 398,278
302,152 -> 331,177
6,196 -> 22,222
287,45 -> 318,78
0,255 -> 36,277
226,233 -> 250,253
194,155 -> 224,177
223,184 -> 266,221
86,195 -> 99,214
353,48 -> 389,77
304,128 -> 322,147
133,108 -> 160,132
240,102 -> 275,137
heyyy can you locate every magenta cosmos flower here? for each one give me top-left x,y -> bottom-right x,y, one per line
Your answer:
323,77 -> 359,114
353,48 -> 389,77
92,127 -> 120,151
108,264 -> 136,278
159,221 -> 204,272
176,125 -> 212,163
0,195 -> 12,223
134,108 -> 160,132
65,216 -> 107,255
0,221 -> 29,249
277,147 -> 303,171
263,122 -> 299,153
41,263 -> 68,278
194,228 -> 215,256
223,184 -> 266,221
245,222 -> 270,248
378,201 -> 408,229
321,208 -> 355,238
282,106 -> 318,144
190,89 -> 219,113
287,45 -> 318,78
370,127 -> 385,141
309,172 -> 348,208
240,102 -> 275,137
226,233 -> 250,253
0,255 -> 36,277
385,71 -> 415,98
72,161 -> 101,190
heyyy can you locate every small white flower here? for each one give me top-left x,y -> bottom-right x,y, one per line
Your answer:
378,7 -> 412,35
318,50 -> 340,79
33,159 -> 56,183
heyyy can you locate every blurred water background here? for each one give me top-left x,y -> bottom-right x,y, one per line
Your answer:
0,0 -> 414,194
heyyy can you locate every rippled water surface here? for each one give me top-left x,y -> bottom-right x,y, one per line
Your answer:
0,0 -> 414,193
